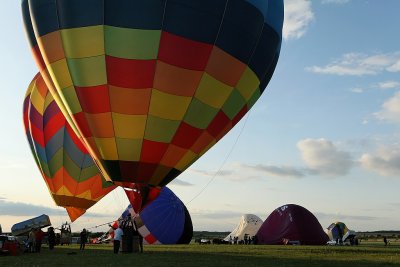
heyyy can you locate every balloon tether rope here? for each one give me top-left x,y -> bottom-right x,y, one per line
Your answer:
185,111 -> 251,205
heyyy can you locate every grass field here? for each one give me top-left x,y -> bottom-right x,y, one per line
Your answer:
1,243 -> 400,266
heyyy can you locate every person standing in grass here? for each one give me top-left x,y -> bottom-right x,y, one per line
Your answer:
133,220 -> 143,253
113,226 -> 123,254
254,235 -> 258,245
35,228 -> 45,252
48,227 -> 56,250
80,229 -> 87,250
28,228 -> 35,253
244,234 -> 248,245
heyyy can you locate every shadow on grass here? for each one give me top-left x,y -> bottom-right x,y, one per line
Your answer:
263,245 -> 400,256
1,244 -> 399,266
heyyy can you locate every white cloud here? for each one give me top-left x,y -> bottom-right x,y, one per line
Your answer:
315,212 -> 377,221
187,169 -> 213,177
297,138 -> 353,177
0,199 -> 109,217
191,138 -> 357,180
190,209 -> 245,220
169,179 -> 193,187
379,81 -> 400,89
188,167 -> 261,183
225,175 -> 262,182
306,52 -> 400,76
239,163 -> 305,178
187,169 -> 233,177
322,0 -> 350,3
360,144 -> 400,177
362,120 -> 368,125
387,60 -> 400,72
218,170 -> 234,176
374,91 -> 400,124
350,88 -> 363,93
191,139 -> 354,179
283,0 -> 314,40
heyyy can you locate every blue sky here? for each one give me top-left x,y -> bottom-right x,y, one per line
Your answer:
1,0 -> 400,233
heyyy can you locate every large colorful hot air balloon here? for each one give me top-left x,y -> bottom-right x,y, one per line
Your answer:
108,187 -> 193,244
23,73 -> 116,221
22,1 -> 284,194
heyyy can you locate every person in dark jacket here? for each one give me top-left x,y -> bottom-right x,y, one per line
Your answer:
133,220 -> 143,253
80,229 -> 87,250
48,227 -> 56,250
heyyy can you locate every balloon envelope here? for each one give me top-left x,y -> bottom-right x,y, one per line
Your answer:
326,222 -> 349,241
22,0 -> 284,188
109,187 -> 192,244
224,214 -> 263,242
256,204 -> 329,245
123,183 -> 162,213
23,73 -> 116,222
21,0 -> 84,141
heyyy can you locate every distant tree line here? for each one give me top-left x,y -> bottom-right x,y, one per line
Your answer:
192,231 -> 230,240
357,231 -> 400,240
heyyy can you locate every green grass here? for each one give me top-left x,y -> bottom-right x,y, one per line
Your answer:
1,243 -> 400,266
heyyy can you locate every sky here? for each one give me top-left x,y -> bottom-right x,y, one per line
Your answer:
1,0 -> 400,234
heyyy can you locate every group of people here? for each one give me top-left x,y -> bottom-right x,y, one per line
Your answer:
28,227 -> 55,253
228,234 -> 258,245
78,220 -> 144,254
78,226 -> 128,254
112,218 -> 143,254
24,222 -> 145,254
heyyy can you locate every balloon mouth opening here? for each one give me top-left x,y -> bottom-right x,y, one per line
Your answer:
124,187 -> 140,193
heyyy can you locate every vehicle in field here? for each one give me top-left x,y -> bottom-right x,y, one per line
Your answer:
200,239 -> 211,244
0,235 -> 18,256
